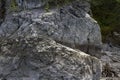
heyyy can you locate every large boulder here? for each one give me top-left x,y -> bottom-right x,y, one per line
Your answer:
0,0 -> 102,54
0,36 -> 101,80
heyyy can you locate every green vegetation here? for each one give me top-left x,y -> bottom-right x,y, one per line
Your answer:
91,0 -> 120,42
116,0 -> 120,3
47,0 -> 74,6
10,0 -> 18,11
45,2 -> 50,12
44,0 -> 76,11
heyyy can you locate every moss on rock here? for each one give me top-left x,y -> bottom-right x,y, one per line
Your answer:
10,0 -> 18,11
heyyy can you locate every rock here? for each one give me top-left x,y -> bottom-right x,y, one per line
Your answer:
0,0 -> 102,54
100,44 -> 120,78
0,36 -> 101,80
16,0 -> 47,9
6,0 -> 48,11
100,77 -> 120,80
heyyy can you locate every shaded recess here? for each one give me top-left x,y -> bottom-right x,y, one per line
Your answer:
0,0 -> 6,25
91,0 -> 120,47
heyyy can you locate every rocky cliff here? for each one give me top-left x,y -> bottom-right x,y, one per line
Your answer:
0,0 -> 104,80
0,0 -> 102,54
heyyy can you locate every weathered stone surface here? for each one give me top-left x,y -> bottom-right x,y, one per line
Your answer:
6,0 -> 47,10
100,44 -> 120,79
0,1 -> 103,79
100,77 -> 120,80
0,36 -> 101,80
0,0 -> 102,54
16,0 -> 47,9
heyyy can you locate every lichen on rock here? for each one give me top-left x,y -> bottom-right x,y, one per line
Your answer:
0,0 -> 103,80
0,36 -> 101,80
0,0 -> 102,55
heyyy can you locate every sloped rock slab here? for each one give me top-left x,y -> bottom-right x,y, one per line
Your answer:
0,36 -> 101,80
0,0 -> 102,54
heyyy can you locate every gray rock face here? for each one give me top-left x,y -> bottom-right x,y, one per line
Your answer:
0,0 -> 103,79
16,0 -> 46,9
0,0 -> 102,54
8,0 -> 47,10
100,44 -> 120,78
0,36 -> 101,80
17,0 -> 42,9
